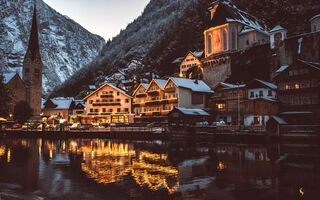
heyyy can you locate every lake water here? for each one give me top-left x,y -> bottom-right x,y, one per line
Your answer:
0,138 -> 319,200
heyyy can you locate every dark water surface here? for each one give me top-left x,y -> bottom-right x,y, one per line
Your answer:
0,138 -> 319,200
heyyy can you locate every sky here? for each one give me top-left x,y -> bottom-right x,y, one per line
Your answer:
43,0 -> 150,41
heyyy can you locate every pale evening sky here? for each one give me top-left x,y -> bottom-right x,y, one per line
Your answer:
43,0 -> 150,41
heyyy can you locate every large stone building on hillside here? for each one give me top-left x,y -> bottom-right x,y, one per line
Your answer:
202,1 -> 270,89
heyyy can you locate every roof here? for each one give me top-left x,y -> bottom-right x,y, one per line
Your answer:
2,71 -> 23,84
251,79 -> 277,90
132,83 -> 148,96
239,26 -> 256,34
270,115 -> 287,125
241,97 -> 278,103
154,79 -> 167,89
172,57 -> 184,64
281,111 -> 313,115
169,77 -> 213,93
89,85 -> 96,90
274,59 -> 320,79
310,14 -> 320,21
45,98 -> 74,110
174,107 -> 209,116
270,25 -> 286,33
83,82 -> 131,100
298,59 -> 320,71
209,1 -> 268,35
276,65 -> 289,73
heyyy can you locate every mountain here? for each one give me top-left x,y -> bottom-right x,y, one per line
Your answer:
51,0 -> 320,98
0,0 -> 105,95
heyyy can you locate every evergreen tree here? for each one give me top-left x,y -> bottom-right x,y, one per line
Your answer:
13,101 -> 32,123
0,72 -> 12,117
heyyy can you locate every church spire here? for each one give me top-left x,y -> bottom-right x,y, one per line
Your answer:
28,0 -> 40,61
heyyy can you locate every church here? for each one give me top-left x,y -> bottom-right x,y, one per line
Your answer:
3,0 -> 43,117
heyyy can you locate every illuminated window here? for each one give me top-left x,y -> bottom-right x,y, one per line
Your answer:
295,84 -> 300,89
285,85 -> 290,90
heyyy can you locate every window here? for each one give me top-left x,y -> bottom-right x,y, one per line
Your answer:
295,83 -> 300,89
96,99 -> 100,102
116,99 -> 120,102
246,40 -> 249,45
207,34 -> 212,54
117,108 -> 121,112
254,116 -> 260,124
125,108 -> 129,112
125,99 -> 129,103
90,108 -> 93,112
250,91 -> 254,97
293,70 -> 298,76
102,108 -> 106,112
289,71 -> 293,76
96,93 -> 99,97
89,100 -> 93,104
268,90 -> 272,96
94,109 -> 99,112
109,109 -> 113,112
117,92 -> 120,96
228,102 -> 233,108
259,91 -> 263,97
222,29 -> 228,51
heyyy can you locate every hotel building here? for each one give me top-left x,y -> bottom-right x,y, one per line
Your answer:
83,83 -> 133,124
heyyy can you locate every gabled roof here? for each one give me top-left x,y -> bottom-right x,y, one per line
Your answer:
270,115 -> 287,125
247,79 -> 277,90
172,57 -> 184,64
174,107 -> 209,116
132,82 -> 148,96
83,82 -> 131,100
181,51 -> 204,63
89,85 -> 96,90
3,72 -> 23,84
209,0 -> 268,35
274,59 -> 320,79
168,77 -> 213,93
148,79 -> 167,90
44,97 -> 74,110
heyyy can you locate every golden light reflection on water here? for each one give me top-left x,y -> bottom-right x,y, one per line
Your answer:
7,149 -> 11,163
299,187 -> 304,196
71,141 -> 179,194
0,146 -> 5,158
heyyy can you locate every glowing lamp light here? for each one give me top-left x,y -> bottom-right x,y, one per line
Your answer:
299,187 -> 304,196
9,114 -> 13,118
179,73 -> 183,78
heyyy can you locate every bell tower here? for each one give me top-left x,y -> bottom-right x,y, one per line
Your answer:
22,0 -> 43,116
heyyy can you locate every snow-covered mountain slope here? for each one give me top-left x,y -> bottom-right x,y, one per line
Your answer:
0,0 -> 105,95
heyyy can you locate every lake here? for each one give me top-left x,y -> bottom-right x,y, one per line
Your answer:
0,138 -> 319,199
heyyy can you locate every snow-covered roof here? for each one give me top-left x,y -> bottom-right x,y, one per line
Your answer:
142,83 -> 149,88
172,57 -> 183,64
210,1 -> 268,35
218,82 -> 246,90
310,14 -> 320,21
84,82 -> 131,100
174,107 -> 209,116
89,85 -> 96,90
169,77 -> 213,93
276,65 -> 289,73
239,26 -> 256,34
270,115 -> 287,125
298,59 -> 320,71
154,79 -> 167,89
46,98 -> 74,110
2,72 -> 22,84
270,25 -> 286,33
191,51 -> 204,58
254,79 -> 277,90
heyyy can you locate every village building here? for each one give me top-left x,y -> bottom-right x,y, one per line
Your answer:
83,83 -> 133,124
69,100 -> 86,123
269,25 -> 287,49
178,51 -> 204,79
240,79 -> 278,127
310,14 -> 320,32
42,97 -> 75,122
274,59 -> 320,125
3,72 -> 26,114
202,1 -> 269,89
134,78 -> 212,122
210,82 -> 247,125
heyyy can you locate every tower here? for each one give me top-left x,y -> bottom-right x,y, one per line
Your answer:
22,0 -> 43,116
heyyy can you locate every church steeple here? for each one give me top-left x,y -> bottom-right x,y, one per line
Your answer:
28,0 -> 40,61
22,0 -> 43,116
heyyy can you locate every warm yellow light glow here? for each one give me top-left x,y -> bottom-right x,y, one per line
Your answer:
295,84 -> 299,89
0,146 -> 5,158
49,150 -> 53,160
7,149 -> 11,163
299,187 -> 304,196
285,85 -> 289,90
179,73 -> 183,78
217,161 -> 226,171
9,114 -> 13,118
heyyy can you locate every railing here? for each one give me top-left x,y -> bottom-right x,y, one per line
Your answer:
147,90 -> 160,95
93,102 -> 121,106
136,93 -> 147,98
100,94 -> 113,98
88,112 -> 99,115
165,87 -> 176,93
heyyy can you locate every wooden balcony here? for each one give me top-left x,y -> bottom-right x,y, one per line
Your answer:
145,99 -> 162,105
167,98 -> 178,103
100,94 -> 114,98
136,93 -> 147,98
100,112 -> 113,115
88,112 -> 99,115
165,87 -> 176,93
93,102 -> 121,106
147,90 -> 160,96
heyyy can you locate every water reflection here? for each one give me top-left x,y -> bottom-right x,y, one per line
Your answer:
0,138 -> 319,199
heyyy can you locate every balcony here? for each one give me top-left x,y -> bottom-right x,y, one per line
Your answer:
167,98 -> 178,103
165,87 -> 176,93
100,94 -> 114,98
75,110 -> 84,114
161,110 -> 171,115
100,112 -> 113,115
93,102 -> 121,106
147,90 -> 160,96
88,112 -> 99,115
145,99 -> 162,105
136,93 -> 147,98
